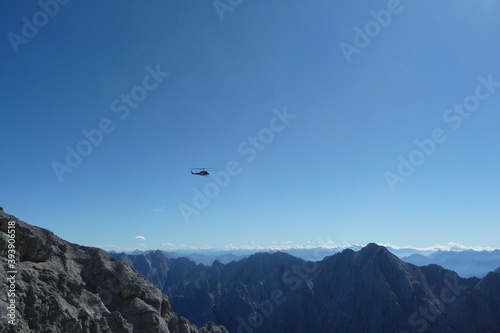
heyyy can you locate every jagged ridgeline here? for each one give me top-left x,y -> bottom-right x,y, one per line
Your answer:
113,245 -> 500,332
0,210 -> 227,333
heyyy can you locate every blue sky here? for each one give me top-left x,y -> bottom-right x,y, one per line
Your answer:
2,0 -> 500,252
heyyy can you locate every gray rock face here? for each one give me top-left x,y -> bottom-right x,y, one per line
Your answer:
0,210 -> 227,333
115,243 -> 500,332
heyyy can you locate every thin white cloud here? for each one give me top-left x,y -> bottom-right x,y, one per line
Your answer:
118,241 -> 500,254
217,241 -> 500,252
161,243 -> 187,249
221,242 -> 339,251
378,242 -> 498,252
153,206 -> 166,213
103,244 -> 121,250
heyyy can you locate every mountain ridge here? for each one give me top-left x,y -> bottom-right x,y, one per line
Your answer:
116,243 -> 500,277
113,242 -> 500,332
0,210 -> 227,333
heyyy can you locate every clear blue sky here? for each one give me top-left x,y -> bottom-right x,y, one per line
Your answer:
2,0 -> 500,251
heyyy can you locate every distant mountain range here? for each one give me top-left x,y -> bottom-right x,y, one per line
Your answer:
113,246 -> 500,332
401,249 -> 500,278
112,247 -> 362,266
114,244 -> 500,278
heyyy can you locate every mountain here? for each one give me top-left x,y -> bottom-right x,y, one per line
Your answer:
0,209 -> 226,333
113,244 -> 500,332
403,249 -> 500,277
161,248 -> 356,266
140,246 -> 365,266
278,245 -> 363,261
400,253 -> 433,266
161,251 -> 248,266
442,270 -> 500,332
495,267 -> 500,274
116,243 -> 500,269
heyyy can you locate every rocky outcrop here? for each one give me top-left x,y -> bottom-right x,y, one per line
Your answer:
440,271 -> 500,332
115,243 -> 500,332
0,210 -> 227,333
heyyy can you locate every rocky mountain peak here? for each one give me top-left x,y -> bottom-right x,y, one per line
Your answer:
356,242 -> 392,257
0,209 -> 227,333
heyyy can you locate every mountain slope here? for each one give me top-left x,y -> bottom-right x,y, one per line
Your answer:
114,243 -> 500,332
0,210 -> 226,333
442,271 -> 500,332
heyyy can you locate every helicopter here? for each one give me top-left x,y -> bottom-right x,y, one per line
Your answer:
191,168 -> 215,176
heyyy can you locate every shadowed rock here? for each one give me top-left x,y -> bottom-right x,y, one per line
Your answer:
0,209 -> 227,333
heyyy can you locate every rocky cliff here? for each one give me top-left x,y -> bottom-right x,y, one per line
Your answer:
0,209 -> 227,333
